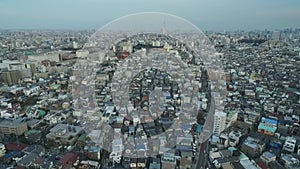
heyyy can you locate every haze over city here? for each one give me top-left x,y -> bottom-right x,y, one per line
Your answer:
1,0 -> 300,30
1,1 -> 300,169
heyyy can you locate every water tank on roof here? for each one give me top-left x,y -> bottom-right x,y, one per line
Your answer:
62,102 -> 70,109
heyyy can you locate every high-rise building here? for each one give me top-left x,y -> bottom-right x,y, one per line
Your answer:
0,70 -> 22,85
272,31 -> 281,40
213,111 -> 227,135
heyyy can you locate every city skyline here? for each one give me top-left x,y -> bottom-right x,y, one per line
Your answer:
1,0 -> 300,31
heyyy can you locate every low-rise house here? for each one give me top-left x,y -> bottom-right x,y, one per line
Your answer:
44,112 -> 66,125
260,151 -> 276,164
241,135 -> 268,158
240,159 -> 260,169
282,136 -> 297,153
46,124 -> 84,145
244,109 -> 261,126
130,158 -> 138,168
40,160 -> 53,169
161,152 -> 177,169
209,151 -> 222,162
180,155 -> 193,169
228,130 -> 242,147
5,142 -> 27,151
257,117 -> 278,136
17,145 -> 45,168
84,145 -> 101,160
219,133 -> 229,148
23,85 -> 40,96
26,106 -> 46,119
268,161 -> 285,169
137,158 -> 147,168
22,145 -> 45,156
258,123 -> 277,136
32,156 -> 45,168
149,158 -> 161,169
280,154 -> 299,169
87,130 -> 105,147
59,152 -> 78,169
221,162 -> 234,169
0,143 -> 6,157
17,152 -> 39,168
24,129 -> 42,143
109,138 -> 123,164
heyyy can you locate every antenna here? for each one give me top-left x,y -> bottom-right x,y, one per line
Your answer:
162,17 -> 166,35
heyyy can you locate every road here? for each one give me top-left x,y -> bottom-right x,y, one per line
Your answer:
193,131 -> 211,169
193,96 -> 215,169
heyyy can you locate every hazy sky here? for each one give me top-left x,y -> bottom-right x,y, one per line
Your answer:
1,0 -> 300,30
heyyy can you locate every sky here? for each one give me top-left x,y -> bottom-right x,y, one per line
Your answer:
0,0 -> 300,31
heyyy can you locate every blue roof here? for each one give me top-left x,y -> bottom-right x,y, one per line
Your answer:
258,123 -> 276,133
4,150 -> 20,159
136,144 -> 146,150
166,96 -> 172,99
262,117 -> 278,125
269,141 -> 282,148
149,163 -> 161,169
181,124 -> 192,131
176,145 -> 193,152
84,146 -> 101,153
196,124 -> 202,133
129,126 -> 135,131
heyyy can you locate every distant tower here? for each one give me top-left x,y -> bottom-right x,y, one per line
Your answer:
272,31 -> 281,40
73,41 -> 78,49
161,17 -> 166,35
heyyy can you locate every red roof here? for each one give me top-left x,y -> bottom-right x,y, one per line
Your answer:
142,96 -> 148,100
120,51 -> 129,59
5,142 -> 27,151
257,161 -> 270,169
15,166 -> 25,169
59,153 -> 77,165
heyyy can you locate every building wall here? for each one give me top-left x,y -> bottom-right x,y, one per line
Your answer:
0,122 -> 28,136
257,129 -> 275,136
283,137 -> 296,153
28,53 -> 61,62
213,111 -> 227,135
0,70 -> 22,85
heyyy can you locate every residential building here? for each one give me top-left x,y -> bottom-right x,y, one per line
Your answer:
260,151 -> 276,164
109,138 -> 123,164
281,154 -> 299,168
228,130 -> 242,147
149,158 -> 161,169
283,136 -> 297,153
161,152 -> 177,169
17,145 -> 45,168
213,111 -> 227,135
257,117 -> 278,136
241,135 -> 268,158
0,119 -> 28,136
46,124 -> 83,145
0,143 -> 6,157
59,152 -> 78,169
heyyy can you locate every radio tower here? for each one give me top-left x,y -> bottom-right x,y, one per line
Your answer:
161,17 -> 166,35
